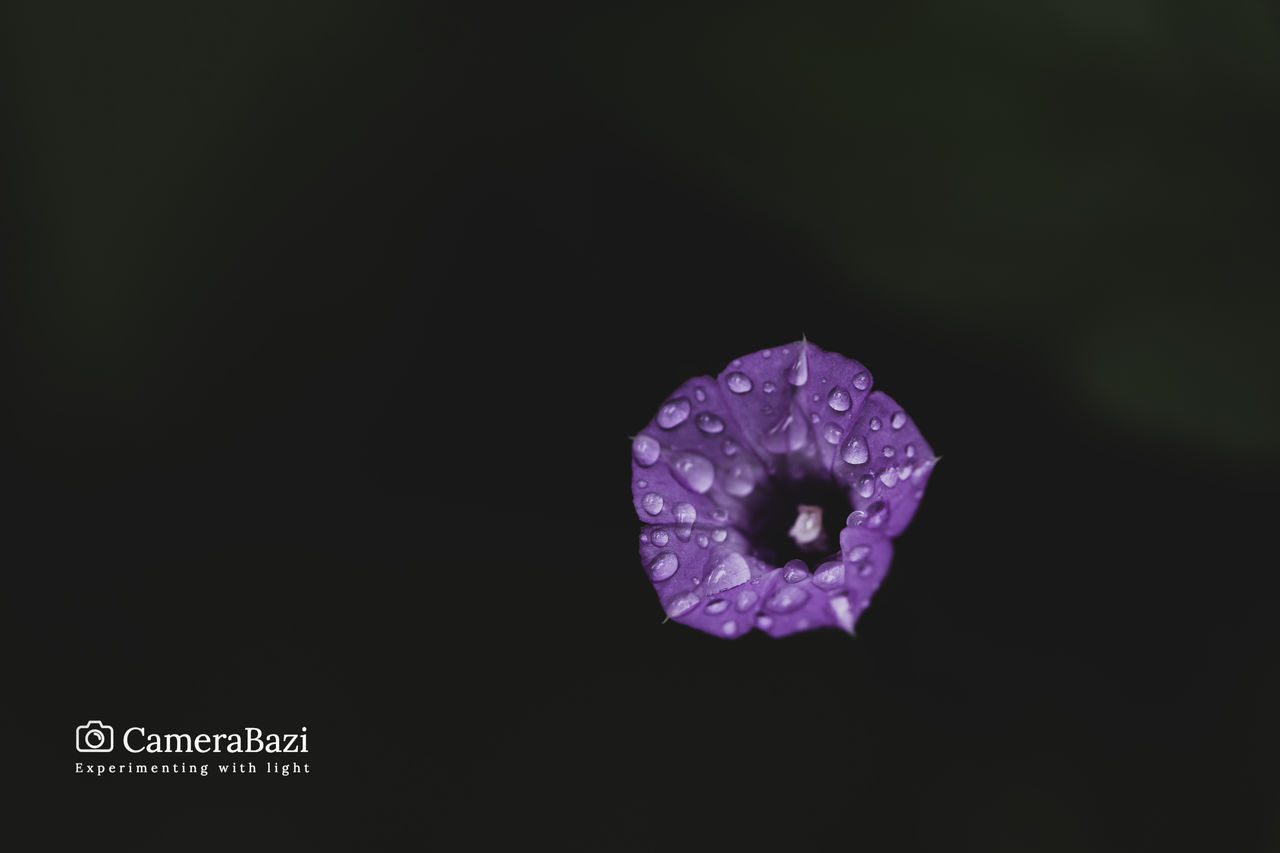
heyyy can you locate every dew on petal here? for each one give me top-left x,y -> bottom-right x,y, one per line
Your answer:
705,598 -> 730,615
723,464 -> 756,497
764,585 -> 810,614
827,387 -> 852,412
783,559 -> 809,584
813,561 -> 846,590
841,436 -> 869,465
721,620 -> 738,636
852,371 -> 871,391
726,372 -> 753,394
704,553 -> 750,594
762,380 -> 777,394
856,474 -> 875,498
652,529 -> 669,546
657,397 -> 691,429
647,551 -> 679,581
665,592 -> 700,618
671,451 -> 715,494
823,423 -> 844,445
891,411 -> 907,430
696,412 -> 726,434
869,416 -> 882,431
735,589 -> 758,612
642,493 -> 664,515
632,434 -> 660,467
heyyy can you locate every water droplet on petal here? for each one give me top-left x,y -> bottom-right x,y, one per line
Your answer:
647,551 -> 679,581
891,411 -> 907,430
704,553 -> 750,594
695,533 -> 709,548
813,561 -> 846,590
788,346 -> 809,386
869,417 -> 882,432
723,464 -> 756,497
879,467 -> 900,488
712,527 -> 728,543
705,598 -> 730,615
657,398 -> 691,429
859,561 -> 876,578
882,445 -> 895,458
856,474 -> 875,498
852,371 -> 871,391
864,501 -> 889,529
811,393 -> 821,402
674,501 -> 695,541
735,589 -> 758,612
783,559 -> 809,584
711,508 -> 728,522
632,434 -> 660,467
761,348 -> 772,359
841,436 -> 869,465
809,412 -> 820,424
665,592 -> 700,618
762,380 -> 776,394
846,544 -> 871,561
721,438 -> 740,457
639,532 -> 649,543
636,479 -> 647,488
905,444 -> 916,458
827,387 -> 852,412
764,585 -> 810,614
652,529 -> 669,546
823,423 -> 844,445
642,493 -> 664,515
721,620 -> 738,636
694,387 -> 707,402
671,452 -> 715,493
726,372 -> 753,394
696,412 -> 726,434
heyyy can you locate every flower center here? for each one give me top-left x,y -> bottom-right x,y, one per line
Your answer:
749,476 -> 851,569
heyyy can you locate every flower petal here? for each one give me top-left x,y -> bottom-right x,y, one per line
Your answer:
831,390 -> 936,538
785,343 -> 875,473
631,375 -> 770,529
638,524 -> 774,635
716,342 -> 827,480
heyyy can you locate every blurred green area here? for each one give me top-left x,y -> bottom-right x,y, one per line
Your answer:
555,0 -> 1280,462
5,0 -> 1278,461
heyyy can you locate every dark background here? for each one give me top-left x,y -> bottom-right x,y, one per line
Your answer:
7,2 -> 1279,849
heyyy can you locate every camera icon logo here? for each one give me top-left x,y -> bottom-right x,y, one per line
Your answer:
76,721 -> 114,753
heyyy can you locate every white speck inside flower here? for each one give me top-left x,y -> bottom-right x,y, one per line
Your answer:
788,504 -> 825,550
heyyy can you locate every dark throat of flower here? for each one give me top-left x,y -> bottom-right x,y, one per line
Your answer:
750,476 -> 851,569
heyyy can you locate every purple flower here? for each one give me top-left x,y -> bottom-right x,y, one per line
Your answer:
631,340 -> 935,638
